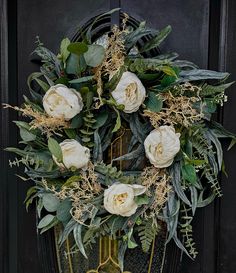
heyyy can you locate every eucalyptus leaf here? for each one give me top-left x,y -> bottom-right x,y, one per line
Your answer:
145,91 -> 163,112
60,38 -> 70,64
40,217 -> 59,234
42,193 -> 60,212
14,122 -> 37,142
84,45 -> 105,67
38,214 -> 55,229
56,199 -> 72,223
93,111 -> 108,129
66,53 -> 80,75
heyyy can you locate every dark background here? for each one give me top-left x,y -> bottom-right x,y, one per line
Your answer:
1,0 -> 236,272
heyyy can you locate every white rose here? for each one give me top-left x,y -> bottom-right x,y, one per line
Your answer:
55,139 -> 90,169
144,126 -> 181,168
43,84 -> 83,120
111,71 -> 146,113
104,183 -> 146,217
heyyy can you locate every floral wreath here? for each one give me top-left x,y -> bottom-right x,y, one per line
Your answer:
5,9 -> 236,270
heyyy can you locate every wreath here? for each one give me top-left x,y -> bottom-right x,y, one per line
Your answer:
5,9 -> 236,270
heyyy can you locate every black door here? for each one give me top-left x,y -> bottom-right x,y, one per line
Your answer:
1,1 -> 236,273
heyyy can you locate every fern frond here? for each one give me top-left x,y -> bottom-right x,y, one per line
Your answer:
201,82 -> 234,97
129,58 -> 171,73
180,205 -> 198,259
137,219 -> 159,253
80,111 -> 96,148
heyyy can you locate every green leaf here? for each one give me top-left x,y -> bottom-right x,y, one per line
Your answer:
161,66 -> 177,77
71,114 -> 83,129
140,25 -> 172,52
73,224 -> 87,258
67,42 -> 88,56
19,127 -> 37,142
127,228 -> 138,249
124,21 -> 158,50
182,164 -> 197,184
161,67 -> 179,87
112,107 -> 121,133
48,137 -> 62,161
84,45 -> 105,67
56,199 -> 72,223
69,75 -> 94,84
38,214 -> 55,229
66,53 -> 80,75
63,175 -> 81,188
93,130 -> 103,163
197,191 -> 216,208
205,130 -> 223,169
118,240 -> 127,272
42,193 -> 60,212
86,91 -> 94,109
40,217 -> 59,234
169,163 -> 191,206
55,77 -> 69,85
93,111 -> 108,129
64,128 -> 77,139
60,38 -> 71,64
134,195 -> 149,206
179,69 -> 229,82
27,72 -> 49,92
145,92 -> 163,112
59,219 -> 77,245
14,121 -> 37,142
37,198 -> 43,218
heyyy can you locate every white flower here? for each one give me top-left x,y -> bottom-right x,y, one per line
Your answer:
55,139 -> 90,169
144,126 -> 181,168
43,84 -> 83,120
104,183 -> 146,217
111,71 -> 146,113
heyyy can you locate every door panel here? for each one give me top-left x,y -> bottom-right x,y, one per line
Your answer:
121,0 -> 210,68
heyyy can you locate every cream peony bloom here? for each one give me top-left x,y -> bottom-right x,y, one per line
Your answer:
104,183 -> 146,217
55,139 -> 90,169
144,126 -> 180,168
43,84 -> 83,120
111,71 -> 146,113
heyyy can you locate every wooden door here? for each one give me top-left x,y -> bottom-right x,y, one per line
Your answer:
1,0 -> 236,273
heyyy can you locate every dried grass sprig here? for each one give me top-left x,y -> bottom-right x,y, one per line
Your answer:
3,104 -> 69,136
144,83 -> 204,128
44,162 -> 102,224
141,167 -> 171,215
94,23 -> 127,108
